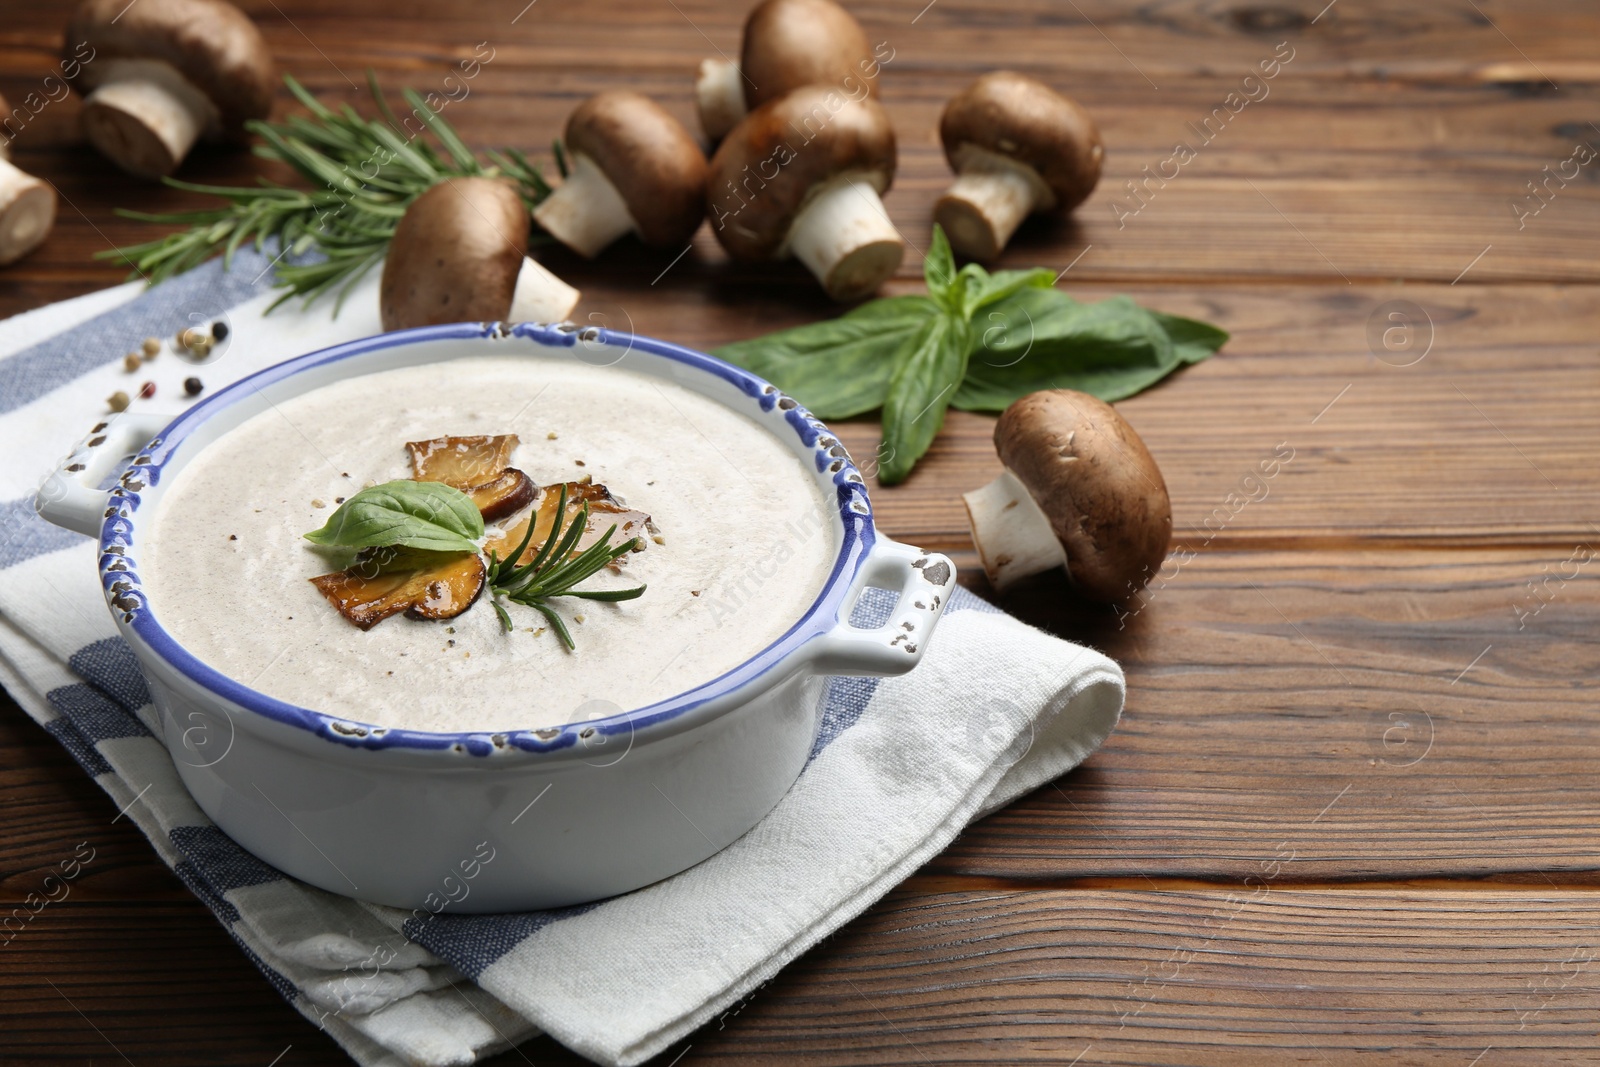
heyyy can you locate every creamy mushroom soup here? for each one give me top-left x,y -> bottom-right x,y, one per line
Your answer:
145,355 -> 837,733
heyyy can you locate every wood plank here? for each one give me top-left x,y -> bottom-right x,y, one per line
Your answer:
1,0 -> 1598,315
929,545 -> 1600,883
652,886 -> 1600,1065
11,874 -> 1600,1064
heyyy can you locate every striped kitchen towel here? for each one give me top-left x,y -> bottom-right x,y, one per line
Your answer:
0,249 -> 1125,1067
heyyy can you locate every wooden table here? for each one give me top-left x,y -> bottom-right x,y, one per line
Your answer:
5,1 -> 1599,1062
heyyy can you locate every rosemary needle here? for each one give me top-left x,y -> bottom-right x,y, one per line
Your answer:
486,484 -> 645,650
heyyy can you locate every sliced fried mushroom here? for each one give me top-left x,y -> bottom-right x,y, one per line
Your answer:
380,177 -> 579,331
0,94 -> 56,266
485,481 -> 650,566
532,92 -> 707,258
707,85 -> 902,301
935,72 -> 1103,261
407,434 -> 520,487
466,470 -> 537,523
407,435 -> 533,521
695,0 -> 878,142
963,390 -> 1170,601
67,0 -> 274,179
311,548 -> 485,630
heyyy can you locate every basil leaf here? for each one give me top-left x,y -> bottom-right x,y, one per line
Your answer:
712,227 -> 1228,484
879,310 -> 972,485
958,265 -> 1055,320
924,225 -> 958,310
712,295 -> 938,419
304,479 -> 484,553
1150,310 -> 1231,365
955,290 -> 1217,411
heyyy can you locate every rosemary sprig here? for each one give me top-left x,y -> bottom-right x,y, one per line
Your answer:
486,484 -> 645,650
101,71 -> 554,315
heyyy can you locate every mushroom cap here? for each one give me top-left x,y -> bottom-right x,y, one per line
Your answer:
940,71 -> 1102,212
379,177 -> 529,332
563,91 -> 708,247
67,0 -> 274,131
741,0 -> 878,111
706,85 -> 896,261
994,390 -> 1170,603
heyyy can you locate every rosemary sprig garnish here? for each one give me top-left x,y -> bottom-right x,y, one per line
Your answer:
101,71 -> 555,315
486,484 -> 646,650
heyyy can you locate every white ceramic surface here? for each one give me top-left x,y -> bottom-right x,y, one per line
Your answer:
35,321 -> 957,913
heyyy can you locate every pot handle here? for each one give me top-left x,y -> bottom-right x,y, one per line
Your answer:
35,412 -> 170,538
807,537 -> 958,677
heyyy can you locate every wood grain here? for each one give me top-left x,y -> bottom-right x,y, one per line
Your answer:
936,547 -> 1600,883
666,886 -> 1600,1066
2,0 -> 1600,313
4,0 -> 1600,1063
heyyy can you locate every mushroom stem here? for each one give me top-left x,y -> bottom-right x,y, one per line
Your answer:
935,148 -> 1051,261
695,58 -> 746,142
508,256 -> 581,323
787,174 -> 904,302
81,60 -> 217,179
0,155 -> 56,266
962,469 -> 1067,593
531,152 -> 638,258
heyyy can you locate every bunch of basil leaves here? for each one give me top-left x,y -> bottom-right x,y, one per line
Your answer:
713,226 -> 1227,484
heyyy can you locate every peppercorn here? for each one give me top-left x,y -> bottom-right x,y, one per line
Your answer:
184,376 -> 203,397
141,337 -> 161,357
107,391 -> 129,412
138,381 -> 156,399
211,321 -> 228,342
178,327 -> 210,358
123,352 -> 142,372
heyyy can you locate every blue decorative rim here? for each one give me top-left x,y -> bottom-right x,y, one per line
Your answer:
97,321 -> 877,758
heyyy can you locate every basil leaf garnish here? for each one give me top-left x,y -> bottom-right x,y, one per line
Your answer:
304,479 -> 484,553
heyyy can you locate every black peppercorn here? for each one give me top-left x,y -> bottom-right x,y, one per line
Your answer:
211,321 -> 228,342
184,377 -> 203,397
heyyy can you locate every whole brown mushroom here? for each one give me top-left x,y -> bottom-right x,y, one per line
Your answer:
532,92 -> 708,258
935,72 -> 1103,261
963,390 -> 1170,601
67,0 -> 275,179
706,85 -> 902,301
696,0 -> 880,143
380,177 -> 580,332
0,93 -> 56,266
